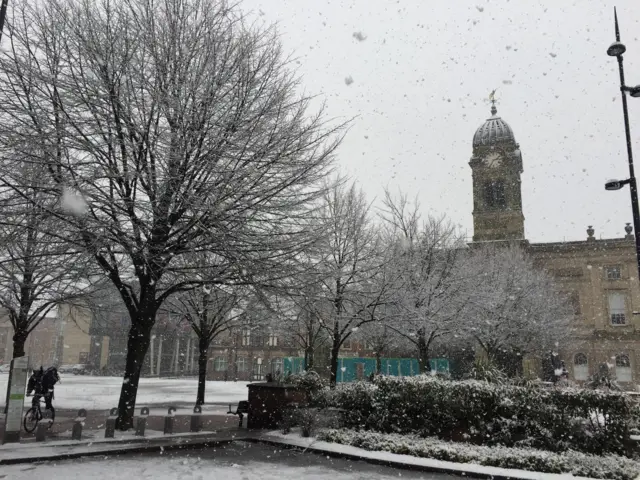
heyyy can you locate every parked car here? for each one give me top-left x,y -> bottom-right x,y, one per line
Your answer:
70,364 -> 88,375
0,364 -> 10,374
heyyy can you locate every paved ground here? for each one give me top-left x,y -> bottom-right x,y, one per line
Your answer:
0,441 -> 457,479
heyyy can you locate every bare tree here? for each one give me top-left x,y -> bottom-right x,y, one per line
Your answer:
462,245 -> 574,375
0,158 -> 93,361
313,181 -> 391,386
170,284 -> 243,405
0,0 -> 343,428
272,283 -> 330,372
380,190 -> 469,373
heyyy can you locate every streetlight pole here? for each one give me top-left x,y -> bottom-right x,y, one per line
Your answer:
606,8 -> 640,282
0,0 -> 8,43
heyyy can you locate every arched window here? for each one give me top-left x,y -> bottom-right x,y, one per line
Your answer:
573,353 -> 588,381
616,354 -> 632,382
214,356 -> 228,372
484,180 -> 506,208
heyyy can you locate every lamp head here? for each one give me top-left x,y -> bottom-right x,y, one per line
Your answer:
607,41 -> 626,57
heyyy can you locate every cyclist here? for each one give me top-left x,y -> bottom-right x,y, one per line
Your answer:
26,365 -> 60,420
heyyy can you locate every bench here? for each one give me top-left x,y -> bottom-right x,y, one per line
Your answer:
227,400 -> 249,427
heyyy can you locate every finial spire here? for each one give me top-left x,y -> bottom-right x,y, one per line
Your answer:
489,89 -> 497,116
614,7 -> 620,41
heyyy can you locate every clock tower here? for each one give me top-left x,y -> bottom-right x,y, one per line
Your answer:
470,102 -> 525,242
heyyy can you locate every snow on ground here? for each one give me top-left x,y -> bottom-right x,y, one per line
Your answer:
1,443 -> 451,480
0,374 -> 249,410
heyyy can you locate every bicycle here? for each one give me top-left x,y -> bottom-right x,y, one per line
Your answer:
23,394 -> 55,433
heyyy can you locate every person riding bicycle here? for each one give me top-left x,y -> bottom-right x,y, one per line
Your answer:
26,366 -> 60,417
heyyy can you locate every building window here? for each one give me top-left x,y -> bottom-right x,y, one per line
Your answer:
606,265 -> 622,280
484,180 -> 506,208
236,356 -> 248,372
608,292 -> 627,325
271,357 -> 283,374
241,328 -> 251,346
616,354 -> 632,382
214,356 -> 228,372
267,333 -> 278,347
342,339 -> 352,350
561,291 -> 581,315
253,357 -> 264,381
573,353 -> 588,381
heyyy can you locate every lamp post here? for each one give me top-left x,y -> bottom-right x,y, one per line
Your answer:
605,7 -> 640,282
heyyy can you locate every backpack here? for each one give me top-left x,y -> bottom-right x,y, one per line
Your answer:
42,367 -> 60,391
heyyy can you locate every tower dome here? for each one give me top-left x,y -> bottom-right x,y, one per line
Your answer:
472,104 -> 516,148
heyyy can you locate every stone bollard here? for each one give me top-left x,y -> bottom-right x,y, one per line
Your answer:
35,419 -> 53,442
105,408 -> 118,438
163,406 -> 177,435
190,405 -> 202,433
135,407 -> 150,437
72,408 -> 87,441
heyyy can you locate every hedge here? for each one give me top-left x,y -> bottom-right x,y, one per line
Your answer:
318,375 -> 638,455
318,429 -> 640,480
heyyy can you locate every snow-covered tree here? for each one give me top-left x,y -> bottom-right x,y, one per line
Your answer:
380,190 -> 469,373
462,245 -> 574,375
0,0 -> 343,428
314,181 -> 392,386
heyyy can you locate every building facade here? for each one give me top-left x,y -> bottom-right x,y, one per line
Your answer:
469,101 -> 640,388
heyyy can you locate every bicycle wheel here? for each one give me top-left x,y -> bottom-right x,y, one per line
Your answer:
23,407 -> 39,433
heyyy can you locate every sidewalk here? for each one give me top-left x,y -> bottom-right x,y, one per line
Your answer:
0,406 -> 240,440
0,427 -> 255,465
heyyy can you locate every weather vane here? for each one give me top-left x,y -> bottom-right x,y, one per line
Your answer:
489,89 -> 498,115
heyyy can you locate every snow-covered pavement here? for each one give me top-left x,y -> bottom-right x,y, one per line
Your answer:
0,374 -> 249,410
0,442 -> 452,479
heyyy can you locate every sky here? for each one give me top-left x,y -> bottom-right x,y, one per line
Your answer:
240,0 -> 640,243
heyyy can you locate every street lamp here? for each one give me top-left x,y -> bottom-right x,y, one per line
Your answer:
604,7 -> 640,282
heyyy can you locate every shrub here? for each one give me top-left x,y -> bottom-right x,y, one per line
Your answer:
318,429 -> 640,480
285,370 -> 328,405
326,375 -> 637,455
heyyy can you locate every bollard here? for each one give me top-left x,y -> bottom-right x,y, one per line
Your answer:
163,406 -> 177,435
105,408 -> 118,438
190,405 -> 202,433
72,408 -> 87,441
135,407 -> 150,437
35,419 -> 53,442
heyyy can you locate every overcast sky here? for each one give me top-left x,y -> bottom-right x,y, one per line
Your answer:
242,0 -> 640,243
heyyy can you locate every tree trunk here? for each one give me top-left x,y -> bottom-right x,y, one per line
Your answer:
11,328 -> 27,359
304,344 -> 314,371
417,331 -> 430,374
375,351 -> 382,374
116,321 -> 152,430
196,336 -> 209,406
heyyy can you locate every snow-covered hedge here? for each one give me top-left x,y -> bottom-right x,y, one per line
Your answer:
320,375 -> 637,455
318,429 -> 640,480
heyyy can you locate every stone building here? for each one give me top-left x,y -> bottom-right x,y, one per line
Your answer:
470,101 -> 639,388
0,304 -> 94,369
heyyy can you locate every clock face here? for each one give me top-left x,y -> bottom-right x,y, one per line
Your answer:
485,153 -> 502,168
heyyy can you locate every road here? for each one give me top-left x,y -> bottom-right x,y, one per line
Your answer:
0,441 -> 458,479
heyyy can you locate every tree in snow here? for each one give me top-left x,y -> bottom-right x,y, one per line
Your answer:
270,283 -> 330,372
380,190 -> 469,373
0,157 -> 95,361
0,0 -> 343,428
170,282 -> 243,405
462,245 -> 574,375
312,181 -> 393,387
